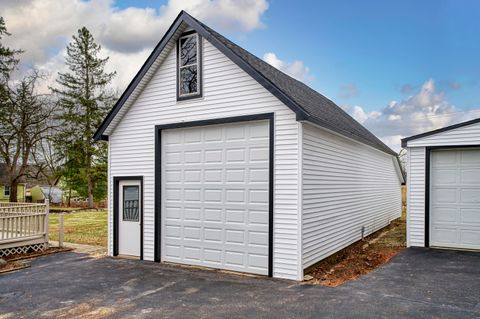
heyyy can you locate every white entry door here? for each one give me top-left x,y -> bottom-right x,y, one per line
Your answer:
118,180 -> 142,257
430,148 -> 480,250
161,120 -> 270,275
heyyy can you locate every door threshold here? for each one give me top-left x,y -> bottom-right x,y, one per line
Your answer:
116,254 -> 140,260
430,246 -> 480,253
162,261 -> 264,278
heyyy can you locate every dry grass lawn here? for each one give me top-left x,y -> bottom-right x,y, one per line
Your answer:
49,210 -> 108,247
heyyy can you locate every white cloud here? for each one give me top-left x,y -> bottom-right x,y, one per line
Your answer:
388,114 -> 401,121
350,105 -> 368,124
345,79 -> 480,152
348,105 -> 380,125
263,52 -> 313,82
0,0 -> 269,90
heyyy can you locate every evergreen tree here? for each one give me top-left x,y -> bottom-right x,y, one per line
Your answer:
52,27 -> 115,208
0,17 -> 22,81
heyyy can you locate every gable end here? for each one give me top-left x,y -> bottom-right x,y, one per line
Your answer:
401,117 -> 480,147
93,10 -> 309,141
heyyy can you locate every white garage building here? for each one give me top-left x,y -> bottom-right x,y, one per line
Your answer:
402,118 -> 480,251
94,11 -> 404,281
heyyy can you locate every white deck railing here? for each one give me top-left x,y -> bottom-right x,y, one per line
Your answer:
0,201 -> 49,256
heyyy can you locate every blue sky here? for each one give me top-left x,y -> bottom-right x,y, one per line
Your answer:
115,0 -> 480,113
2,0 -> 479,150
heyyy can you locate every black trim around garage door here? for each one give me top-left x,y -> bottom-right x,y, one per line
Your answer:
424,145 -> 480,247
154,113 -> 274,277
113,176 -> 144,259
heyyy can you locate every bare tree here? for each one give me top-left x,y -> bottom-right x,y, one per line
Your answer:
32,127 -> 64,201
0,71 -> 57,201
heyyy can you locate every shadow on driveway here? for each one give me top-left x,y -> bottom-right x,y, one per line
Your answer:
0,248 -> 479,318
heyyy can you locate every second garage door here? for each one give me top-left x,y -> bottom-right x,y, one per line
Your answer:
430,148 -> 480,250
161,120 -> 270,275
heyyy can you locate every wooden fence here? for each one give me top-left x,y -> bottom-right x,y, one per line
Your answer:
0,201 -> 49,257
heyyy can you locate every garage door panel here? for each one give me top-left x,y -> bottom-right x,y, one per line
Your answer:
165,245 -> 181,259
249,254 -> 268,269
249,231 -> 269,245
165,188 -> 182,201
431,226 -> 458,245
165,206 -> 182,220
249,211 -> 269,225
461,230 -> 480,246
431,207 -> 457,223
461,209 -> 480,224
165,225 -> 182,238
460,169 -> 480,184
249,122 -> 269,138
460,188 -> 480,203
204,208 -> 222,222
460,149 -> 480,164
432,151 -> 456,166
432,187 -> 457,204
249,147 -> 269,162
432,169 -> 456,184
165,149 -> 181,160
183,246 -> 202,261
161,120 -> 270,275
430,148 -> 480,250
225,125 -> 246,140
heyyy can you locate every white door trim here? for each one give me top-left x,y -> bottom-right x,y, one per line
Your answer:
114,176 -> 143,259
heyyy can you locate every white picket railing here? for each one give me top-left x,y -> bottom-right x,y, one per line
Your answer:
0,201 -> 49,256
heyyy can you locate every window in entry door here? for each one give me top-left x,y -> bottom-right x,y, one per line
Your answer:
123,186 -> 139,222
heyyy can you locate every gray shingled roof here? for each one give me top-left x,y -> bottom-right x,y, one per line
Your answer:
194,18 -> 396,156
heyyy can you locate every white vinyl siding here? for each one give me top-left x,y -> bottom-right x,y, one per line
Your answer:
407,122 -> 480,147
107,38 -> 301,280
406,147 -> 426,247
301,123 -> 402,269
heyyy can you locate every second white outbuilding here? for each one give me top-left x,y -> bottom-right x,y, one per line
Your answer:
94,11 -> 404,281
402,118 -> 480,251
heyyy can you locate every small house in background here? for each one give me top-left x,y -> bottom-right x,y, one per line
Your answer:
0,183 -> 26,202
29,185 -> 63,204
0,163 -> 26,202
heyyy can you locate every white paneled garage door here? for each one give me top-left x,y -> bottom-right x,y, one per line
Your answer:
161,120 -> 270,275
430,148 -> 480,250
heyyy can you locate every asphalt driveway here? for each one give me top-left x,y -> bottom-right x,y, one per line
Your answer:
0,248 -> 479,319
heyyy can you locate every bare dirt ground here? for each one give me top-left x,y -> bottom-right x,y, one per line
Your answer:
307,212 -> 406,286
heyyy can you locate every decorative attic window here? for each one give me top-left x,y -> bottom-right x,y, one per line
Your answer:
177,32 -> 202,100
